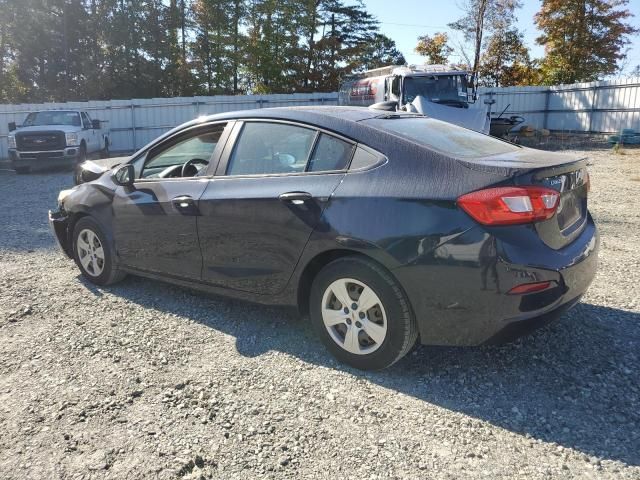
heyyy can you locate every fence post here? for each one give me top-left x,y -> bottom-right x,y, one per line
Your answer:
130,102 -> 136,151
543,87 -> 551,130
588,85 -> 598,134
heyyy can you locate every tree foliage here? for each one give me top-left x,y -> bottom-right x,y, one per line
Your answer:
416,1 -> 538,87
415,32 -> 453,64
479,29 -> 540,86
535,0 -> 638,84
0,0 -> 403,102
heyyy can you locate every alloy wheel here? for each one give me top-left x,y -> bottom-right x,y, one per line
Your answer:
321,278 -> 388,355
76,228 -> 105,277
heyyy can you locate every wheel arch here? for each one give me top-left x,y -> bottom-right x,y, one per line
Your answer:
296,249 -> 406,318
65,211 -> 90,256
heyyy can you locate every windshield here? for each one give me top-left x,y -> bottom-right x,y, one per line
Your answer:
364,117 -> 520,158
23,111 -> 81,127
404,75 -> 468,105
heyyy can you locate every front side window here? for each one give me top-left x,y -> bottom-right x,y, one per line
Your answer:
226,122 -> 316,176
81,113 -> 91,129
391,76 -> 401,96
140,128 -> 222,179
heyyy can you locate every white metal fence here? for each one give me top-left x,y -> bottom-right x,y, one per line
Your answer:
0,93 -> 338,160
2,78 -> 640,161
478,78 -> 640,134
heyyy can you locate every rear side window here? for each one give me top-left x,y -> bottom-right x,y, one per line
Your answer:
227,122 -> 316,175
308,134 -> 353,172
364,117 -> 520,158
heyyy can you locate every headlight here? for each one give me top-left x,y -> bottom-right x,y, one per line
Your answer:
65,133 -> 79,146
7,135 -> 16,149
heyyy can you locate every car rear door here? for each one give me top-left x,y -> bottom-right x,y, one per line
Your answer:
111,122 -> 231,279
197,120 -> 355,294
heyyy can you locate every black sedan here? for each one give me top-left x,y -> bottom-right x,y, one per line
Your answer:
50,107 -> 598,370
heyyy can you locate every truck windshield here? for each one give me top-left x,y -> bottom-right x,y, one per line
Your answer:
404,75 -> 467,106
23,111 -> 81,127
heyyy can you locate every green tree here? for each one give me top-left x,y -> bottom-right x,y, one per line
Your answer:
479,29 -> 540,86
358,33 -> 405,71
192,0 -> 246,94
535,0 -> 638,84
415,32 -> 453,64
449,0 -> 524,84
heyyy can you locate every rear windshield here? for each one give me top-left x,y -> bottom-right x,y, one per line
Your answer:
364,117 -> 520,158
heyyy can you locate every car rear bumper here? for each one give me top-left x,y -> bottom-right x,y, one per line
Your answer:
393,214 -> 599,346
10,148 -> 80,170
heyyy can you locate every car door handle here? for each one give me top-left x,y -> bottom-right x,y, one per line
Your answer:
279,191 -> 313,204
172,195 -> 195,209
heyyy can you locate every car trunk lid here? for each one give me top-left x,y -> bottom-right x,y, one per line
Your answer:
460,148 -> 590,249
524,160 -> 589,249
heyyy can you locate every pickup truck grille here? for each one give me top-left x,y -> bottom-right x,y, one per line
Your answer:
16,131 -> 66,151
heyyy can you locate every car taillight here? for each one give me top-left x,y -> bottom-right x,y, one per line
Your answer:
457,186 -> 560,226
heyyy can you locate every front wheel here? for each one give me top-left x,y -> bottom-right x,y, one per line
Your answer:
72,216 -> 125,286
309,256 -> 418,370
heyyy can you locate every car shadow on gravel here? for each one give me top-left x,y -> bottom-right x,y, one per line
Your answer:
91,276 -> 640,466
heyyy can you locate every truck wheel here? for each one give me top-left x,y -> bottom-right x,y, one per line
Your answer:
77,143 -> 87,165
15,167 -> 30,174
100,139 -> 109,159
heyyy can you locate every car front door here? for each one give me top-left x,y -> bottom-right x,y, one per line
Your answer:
111,122 -> 231,279
197,120 -> 355,294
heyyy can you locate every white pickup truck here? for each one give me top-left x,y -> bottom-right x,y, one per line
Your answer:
7,110 -> 109,174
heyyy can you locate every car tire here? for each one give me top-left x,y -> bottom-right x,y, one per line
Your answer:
72,216 -> 126,286
309,256 -> 418,370
14,167 -> 30,174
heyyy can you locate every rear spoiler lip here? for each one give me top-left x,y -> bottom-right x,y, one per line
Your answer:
457,147 -> 587,177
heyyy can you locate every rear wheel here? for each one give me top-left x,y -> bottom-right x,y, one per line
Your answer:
72,217 -> 125,286
309,256 -> 418,370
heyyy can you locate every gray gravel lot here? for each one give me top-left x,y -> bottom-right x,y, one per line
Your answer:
0,150 -> 639,479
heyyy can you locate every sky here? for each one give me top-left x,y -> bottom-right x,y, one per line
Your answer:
363,0 -> 640,74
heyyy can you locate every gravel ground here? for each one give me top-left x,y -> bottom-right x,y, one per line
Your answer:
0,149 -> 639,479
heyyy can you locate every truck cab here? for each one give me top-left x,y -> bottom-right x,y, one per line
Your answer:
339,64 -> 490,134
7,110 -> 109,174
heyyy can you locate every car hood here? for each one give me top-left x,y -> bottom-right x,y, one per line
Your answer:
14,125 -> 82,134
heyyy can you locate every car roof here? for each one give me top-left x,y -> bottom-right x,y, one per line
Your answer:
178,106 -> 421,148
203,106 -> 389,123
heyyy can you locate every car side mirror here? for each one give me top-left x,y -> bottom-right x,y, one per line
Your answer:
8,122 -> 16,132
113,164 -> 135,187
92,119 -> 100,129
